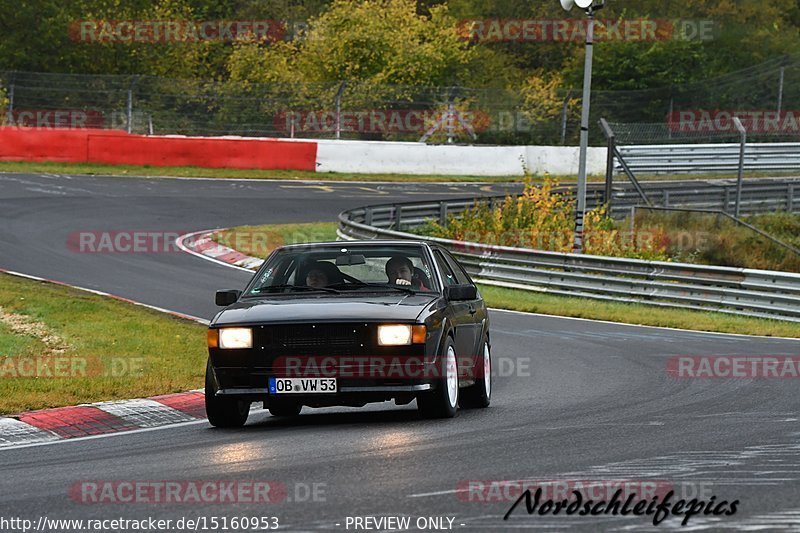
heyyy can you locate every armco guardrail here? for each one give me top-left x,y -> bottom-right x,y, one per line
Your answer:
338,194 -> 800,323
608,176 -> 800,214
606,178 -> 800,217
616,143 -> 800,175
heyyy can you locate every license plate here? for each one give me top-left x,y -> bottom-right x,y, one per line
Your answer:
269,377 -> 337,394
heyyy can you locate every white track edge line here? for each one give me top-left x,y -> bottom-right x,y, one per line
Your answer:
0,269 -> 209,325
488,308 -> 800,341
0,419 -> 210,452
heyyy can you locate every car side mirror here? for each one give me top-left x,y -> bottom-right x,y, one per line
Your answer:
446,284 -> 477,301
215,290 -> 242,307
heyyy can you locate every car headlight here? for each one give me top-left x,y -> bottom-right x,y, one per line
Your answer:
217,328 -> 253,350
378,325 -> 426,346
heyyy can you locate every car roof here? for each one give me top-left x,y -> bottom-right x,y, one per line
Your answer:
278,240 -> 433,250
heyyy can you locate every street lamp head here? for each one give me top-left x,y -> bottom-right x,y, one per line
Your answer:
560,0 -> 600,11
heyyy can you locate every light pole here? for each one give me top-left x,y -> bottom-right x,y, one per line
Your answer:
561,0 -> 604,253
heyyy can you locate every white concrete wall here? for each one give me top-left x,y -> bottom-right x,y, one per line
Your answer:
314,139 -> 607,176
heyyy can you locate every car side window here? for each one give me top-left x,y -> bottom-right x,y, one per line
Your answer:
442,251 -> 472,286
434,250 -> 459,286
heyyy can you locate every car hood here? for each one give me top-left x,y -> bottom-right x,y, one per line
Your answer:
213,293 -> 439,326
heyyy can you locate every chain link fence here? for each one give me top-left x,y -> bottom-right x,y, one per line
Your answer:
0,71 -> 571,144
2,53 -> 800,145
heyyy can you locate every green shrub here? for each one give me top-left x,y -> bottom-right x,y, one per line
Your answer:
418,179 -> 670,260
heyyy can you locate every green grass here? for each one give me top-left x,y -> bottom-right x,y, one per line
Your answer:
478,285 -> 800,338
0,273 -> 207,414
0,161 -> 526,183
213,222 -> 799,338
7,160 -> 793,184
0,322 -> 38,359
632,210 -> 800,272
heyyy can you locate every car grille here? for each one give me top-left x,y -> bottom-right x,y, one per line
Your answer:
256,323 -> 373,356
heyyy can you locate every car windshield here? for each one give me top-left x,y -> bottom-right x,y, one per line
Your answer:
244,244 -> 438,296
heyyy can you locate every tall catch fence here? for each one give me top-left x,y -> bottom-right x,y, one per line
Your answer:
3,54 -> 800,145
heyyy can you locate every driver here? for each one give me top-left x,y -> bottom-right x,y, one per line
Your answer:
385,256 -> 430,291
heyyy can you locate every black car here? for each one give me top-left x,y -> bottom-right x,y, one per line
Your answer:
205,240 -> 492,427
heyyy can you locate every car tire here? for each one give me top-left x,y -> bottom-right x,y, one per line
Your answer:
268,402 -> 302,417
417,337 -> 459,419
461,340 -> 492,409
205,360 -> 249,428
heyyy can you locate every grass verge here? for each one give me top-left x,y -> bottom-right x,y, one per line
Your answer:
6,160 -> 792,183
214,222 -> 799,338
0,273 -> 207,414
478,285 -> 800,338
0,161 -> 525,183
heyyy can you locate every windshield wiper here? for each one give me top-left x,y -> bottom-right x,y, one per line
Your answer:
329,282 -> 416,295
250,284 -> 341,295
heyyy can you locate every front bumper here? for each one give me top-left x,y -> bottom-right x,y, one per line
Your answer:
215,384 -> 432,396
208,363 -> 439,407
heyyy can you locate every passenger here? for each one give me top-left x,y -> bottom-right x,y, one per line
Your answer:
305,267 -> 329,289
304,261 -> 343,288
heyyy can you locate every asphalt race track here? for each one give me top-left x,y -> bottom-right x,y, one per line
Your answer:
1,172 -> 799,532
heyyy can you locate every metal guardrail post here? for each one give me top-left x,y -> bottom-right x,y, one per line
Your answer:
335,81 -> 347,140
364,207 -> 373,226
663,190 -> 670,207
599,118 -> 615,207
393,205 -> 402,230
439,203 -> 448,225
126,75 -> 140,134
789,184 -> 795,213
601,119 -> 652,207
733,117 -> 747,218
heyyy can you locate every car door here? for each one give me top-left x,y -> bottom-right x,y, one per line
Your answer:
441,250 -> 484,361
433,249 -> 475,361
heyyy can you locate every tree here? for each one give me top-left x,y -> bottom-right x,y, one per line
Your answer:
227,0 -> 473,87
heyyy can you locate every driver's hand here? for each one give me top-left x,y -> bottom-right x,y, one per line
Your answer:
395,279 -> 412,286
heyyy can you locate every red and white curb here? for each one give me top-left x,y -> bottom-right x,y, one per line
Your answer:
177,229 -> 264,272
0,391 -> 206,448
